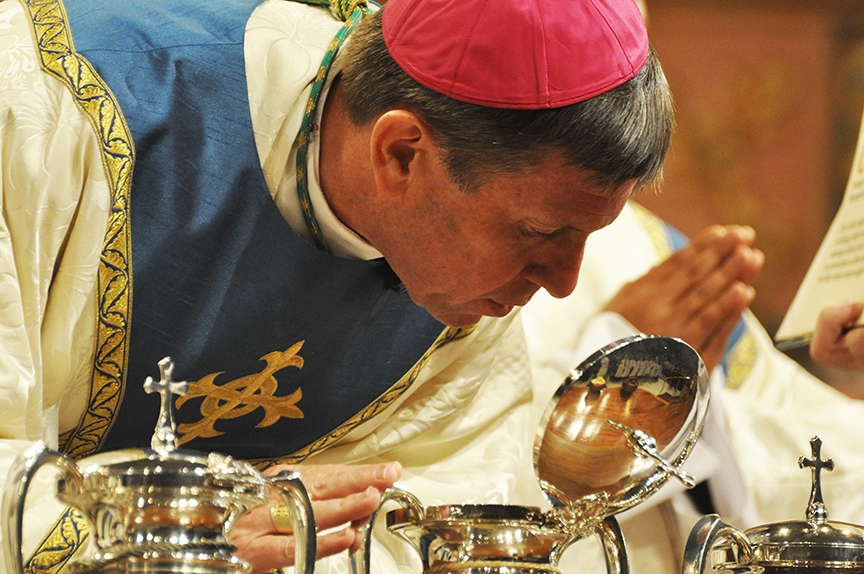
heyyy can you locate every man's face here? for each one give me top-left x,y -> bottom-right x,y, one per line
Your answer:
377,154 -> 634,327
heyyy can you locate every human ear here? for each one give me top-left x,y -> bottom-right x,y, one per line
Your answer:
369,110 -> 430,196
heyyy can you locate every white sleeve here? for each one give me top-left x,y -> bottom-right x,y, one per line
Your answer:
0,0 -> 108,441
0,0 -> 109,563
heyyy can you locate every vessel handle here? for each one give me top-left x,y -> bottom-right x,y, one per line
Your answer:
269,470 -> 318,574
349,486 -> 424,574
594,515 -> 630,574
681,514 -> 752,574
1,441 -> 84,574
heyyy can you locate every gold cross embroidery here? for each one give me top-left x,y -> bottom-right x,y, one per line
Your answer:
175,341 -> 306,444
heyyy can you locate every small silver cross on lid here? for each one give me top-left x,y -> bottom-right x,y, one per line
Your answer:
143,357 -> 189,455
798,435 -> 834,524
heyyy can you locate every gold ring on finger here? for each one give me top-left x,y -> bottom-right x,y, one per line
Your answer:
270,503 -> 294,535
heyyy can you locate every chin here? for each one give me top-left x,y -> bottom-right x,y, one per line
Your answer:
429,309 -> 483,328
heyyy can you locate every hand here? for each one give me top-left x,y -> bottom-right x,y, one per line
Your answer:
810,301 -> 864,372
229,461 -> 402,573
604,224 -> 764,372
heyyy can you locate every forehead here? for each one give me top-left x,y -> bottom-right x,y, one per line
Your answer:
477,159 -> 634,227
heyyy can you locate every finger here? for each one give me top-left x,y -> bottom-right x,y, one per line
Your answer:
812,302 -> 860,348
267,462 -> 402,500
679,282 -> 754,369
844,327 -> 864,370
316,526 -> 359,560
349,517 -> 372,553
236,526 -> 356,572
694,284 -> 755,371
312,485 -> 383,532
689,224 -> 755,251
737,247 -> 765,286
301,462 -> 401,499
656,226 -> 754,302
811,302 -> 864,367
822,302 -> 863,333
678,244 -> 760,323
234,500 -> 282,535
242,486 -> 384,540
645,226 -> 727,297
684,232 -> 757,290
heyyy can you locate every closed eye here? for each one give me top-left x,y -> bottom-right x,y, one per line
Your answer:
520,223 -> 565,239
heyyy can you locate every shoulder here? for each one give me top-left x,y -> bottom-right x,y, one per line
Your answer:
247,0 -> 345,73
245,0 -> 346,189
0,0 -> 105,192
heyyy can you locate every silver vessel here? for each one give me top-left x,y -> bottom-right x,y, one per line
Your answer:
683,436 -> 864,574
352,334 -> 710,574
2,357 -> 316,574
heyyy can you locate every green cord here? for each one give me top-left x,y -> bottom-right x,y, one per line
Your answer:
294,0 -> 369,253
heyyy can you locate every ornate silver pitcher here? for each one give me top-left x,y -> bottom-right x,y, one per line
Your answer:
683,436 -> 864,574
352,334 -> 710,574
2,357 -> 317,574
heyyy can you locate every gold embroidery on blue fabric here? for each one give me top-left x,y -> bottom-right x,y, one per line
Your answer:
723,312 -> 758,390
258,325 -> 473,465
23,507 -> 90,574
175,342 -> 306,445
22,0 -> 135,460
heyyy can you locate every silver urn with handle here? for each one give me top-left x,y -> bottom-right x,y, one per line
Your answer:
683,436 -> 864,574
2,357 -> 317,574
351,334 -> 711,574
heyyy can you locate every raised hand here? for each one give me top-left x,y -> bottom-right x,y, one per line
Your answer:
810,301 -> 864,372
604,224 -> 764,372
230,461 -> 402,573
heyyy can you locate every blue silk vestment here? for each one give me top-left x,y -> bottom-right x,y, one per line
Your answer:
55,0 -> 447,463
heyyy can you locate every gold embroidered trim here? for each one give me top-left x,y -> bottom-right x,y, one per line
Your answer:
256,325 -> 475,466
723,313 -> 757,389
22,0 -> 135,459
23,507 -> 90,574
630,201 -> 674,259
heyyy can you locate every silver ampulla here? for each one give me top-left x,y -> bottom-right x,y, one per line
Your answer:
350,334 -> 710,574
682,436 -> 864,574
2,357 -> 317,574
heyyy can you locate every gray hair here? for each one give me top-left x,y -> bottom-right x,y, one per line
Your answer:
340,10 -> 673,192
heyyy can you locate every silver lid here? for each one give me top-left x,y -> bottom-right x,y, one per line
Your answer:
534,335 -> 709,517
57,357 -> 268,517
743,437 -> 864,568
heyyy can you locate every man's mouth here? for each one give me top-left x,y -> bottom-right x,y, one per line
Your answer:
484,298 -> 531,317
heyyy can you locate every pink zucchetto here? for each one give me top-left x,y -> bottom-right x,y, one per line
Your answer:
381,0 -> 649,110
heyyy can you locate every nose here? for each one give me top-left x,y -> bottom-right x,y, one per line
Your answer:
520,243 -> 585,299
